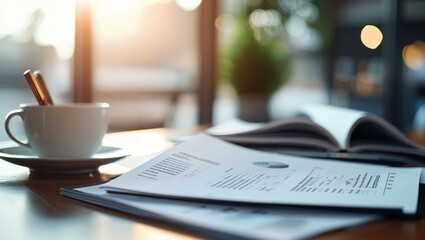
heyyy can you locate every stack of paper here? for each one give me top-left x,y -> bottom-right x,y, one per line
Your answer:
62,134 -> 423,239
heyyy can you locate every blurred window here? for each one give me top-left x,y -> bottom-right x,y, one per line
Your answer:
91,0 -> 201,130
0,0 -> 74,140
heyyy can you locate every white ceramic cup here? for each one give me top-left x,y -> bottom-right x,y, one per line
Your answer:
5,103 -> 109,158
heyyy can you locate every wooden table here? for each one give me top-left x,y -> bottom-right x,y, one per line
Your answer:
1,127 -> 425,240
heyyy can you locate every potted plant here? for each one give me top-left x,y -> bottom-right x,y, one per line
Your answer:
220,11 -> 290,122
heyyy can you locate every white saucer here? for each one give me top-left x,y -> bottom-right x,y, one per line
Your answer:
0,146 -> 130,174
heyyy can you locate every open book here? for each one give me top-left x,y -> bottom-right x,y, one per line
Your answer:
211,104 -> 425,166
99,134 -> 424,217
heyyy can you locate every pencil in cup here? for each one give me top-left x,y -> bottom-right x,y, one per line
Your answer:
23,69 -> 47,105
33,70 -> 54,105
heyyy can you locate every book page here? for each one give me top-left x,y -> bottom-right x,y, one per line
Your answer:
209,118 -> 340,151
103,134 -> 422,215
299,104 -> 366,149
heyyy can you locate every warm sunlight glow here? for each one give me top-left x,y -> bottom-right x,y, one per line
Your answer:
360,25 -> 383,50
98,0 -> 139,16
34,1 -> 75,59
99,164 -> 130,175
103,132 -> 173,157
95,0 -> 144,42
175,0 -> 202,11
0,1 -> 25,38
403,43 -> 425,70
0,0 -> 75,59
143,0 -> 172,5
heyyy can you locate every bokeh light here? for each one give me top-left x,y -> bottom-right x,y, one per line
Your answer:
249,9 -> 281,29
143,0 -> 172,5
215,14 -> 236,30
402,42 -> 425,70
360,25 -> 383,50
175,0 -> 202,11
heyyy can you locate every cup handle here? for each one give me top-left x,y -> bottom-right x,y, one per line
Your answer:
5,109 -> 30,148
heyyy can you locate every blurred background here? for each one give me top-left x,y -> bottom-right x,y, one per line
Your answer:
0,0 -> 425,142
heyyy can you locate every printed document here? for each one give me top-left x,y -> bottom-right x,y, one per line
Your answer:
103,134 -> 422,215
